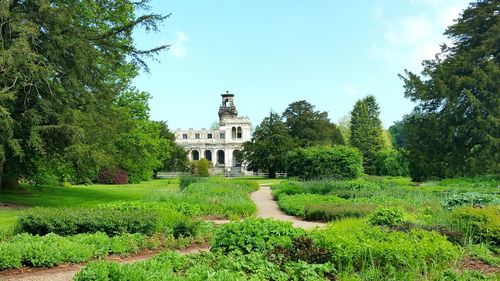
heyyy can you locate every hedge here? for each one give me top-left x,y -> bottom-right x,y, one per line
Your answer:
286,146 -> 363,180
18,207 -> 158,236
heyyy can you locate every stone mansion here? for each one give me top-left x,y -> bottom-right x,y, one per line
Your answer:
175,92 -> 252,174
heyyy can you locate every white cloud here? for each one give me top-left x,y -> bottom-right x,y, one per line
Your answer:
170,31 -> 189,59
370,0 -> 469,72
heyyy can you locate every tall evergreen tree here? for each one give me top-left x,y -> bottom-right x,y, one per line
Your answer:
0,0 -> 169,188
242,112 -> 295,178
400,0 -> 499,180
349,95 -> 384,175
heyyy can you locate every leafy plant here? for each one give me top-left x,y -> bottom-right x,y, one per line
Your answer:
211,218 -> 305,254
450,206 -> 500,245
18,208 -> 158,236
368,207 -> 407,227
442,192 -> 499,210
277,194 -> 345,217
304,202 -> 376,221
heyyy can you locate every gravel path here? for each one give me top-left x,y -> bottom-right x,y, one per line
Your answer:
251,185 -> 326,229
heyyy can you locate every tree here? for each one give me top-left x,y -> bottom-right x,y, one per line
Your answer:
399,0 -> 499,180
282,100 -> 344,147
156,121 -> 188,172
349,95 -> 384,175
242,112 -> 295,178
337,114 -> 351,145
388,121 -> 407,148
0,1 -> 169,188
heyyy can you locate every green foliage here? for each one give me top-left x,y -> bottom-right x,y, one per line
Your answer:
272,179 -> 381,198
286,146 -> 363,180
283,100 -> 344,147
75,250 -> 336,281
313,220 -> 460,275
0,0 -> 170,188
399,0 -> 500,181
375,149 -> 409,176
349,95 -> 384,175
18,208 -> 158,236
465,243 -> 500,267
450,206 -> 500,245
277,194 -> 345,217
179,175 -> 205,191
242,112 -> 296,178
150,178 -> 258,218
268,236 -> 333,266
442,192 -> 500,210
0,232 -> 149,270
211,218 -> 305,254
189,159 -> 210,177
304,202 -> 376,222
368,207 -> 407,227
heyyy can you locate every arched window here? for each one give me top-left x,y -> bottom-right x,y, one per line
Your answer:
237,127 -> 242,138
204,150 -> 212,162
233,150 -> 241,167
231,127 -> 237,139
217,150 -> 225,165
191,150 -> 200,161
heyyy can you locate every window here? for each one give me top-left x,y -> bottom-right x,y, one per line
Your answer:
182,134 -> 188,139
220,133 -> 225,139
237,127 -> 242,138
207,133 -> 213,139
195,133 -> 200,139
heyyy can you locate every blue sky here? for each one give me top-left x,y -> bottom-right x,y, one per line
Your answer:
132,0 -> 471,130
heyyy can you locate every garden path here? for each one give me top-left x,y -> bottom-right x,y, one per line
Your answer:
251,185 -> 326,229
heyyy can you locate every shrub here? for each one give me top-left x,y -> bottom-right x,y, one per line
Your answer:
268,236 -> 333,266
18,208 -> 158,236
172,220 -> 199,239
304,202 -> 376,221
271,180 -> 304,199
96,168 -> 129,184
450,206 -> 500,245
312,220 -> 460,275
442,192 -> 500,210
189,159 -> 211,177
0,232 -> 149,270
375,149 -> 409,176
368,207 -> 407,227
277,194 -> 345,217
179,175 -> 204,191
211,218 -> 305,254
286,146 -> 363,180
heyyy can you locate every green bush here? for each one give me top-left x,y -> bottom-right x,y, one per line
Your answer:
18,208 -> 158,236
312,220 -> 460,275
375,149 -> 409,176
271,180 -> 304,198
277,194 -> 345,217
450,206 -> 500,245
0,232 -> 149,270
286,146 -> 363,180
368,207 -> 407,227
304,202 -> 376,221
211,218 -> 305,254
442,192 -> 500,210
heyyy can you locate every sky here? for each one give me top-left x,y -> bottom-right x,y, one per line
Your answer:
132,0 -> 471,130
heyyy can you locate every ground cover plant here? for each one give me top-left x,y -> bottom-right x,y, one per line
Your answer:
75,218 -> 498,281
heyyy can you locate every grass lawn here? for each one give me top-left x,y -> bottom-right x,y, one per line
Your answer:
0,209 -> 20,231
0,178 -> 179,208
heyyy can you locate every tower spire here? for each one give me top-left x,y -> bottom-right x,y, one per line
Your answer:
218,91 -> 238,123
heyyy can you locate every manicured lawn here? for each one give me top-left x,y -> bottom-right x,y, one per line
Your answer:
0,209 -> 20,231
0,178 -> 179,208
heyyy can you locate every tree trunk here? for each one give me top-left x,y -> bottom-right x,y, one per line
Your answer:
0,162 -> 3,191
268,167 -> 277,179
1,177 -> 19,190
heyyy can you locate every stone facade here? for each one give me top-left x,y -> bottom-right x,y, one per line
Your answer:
175,92 -> 252,174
